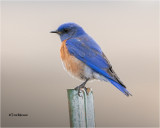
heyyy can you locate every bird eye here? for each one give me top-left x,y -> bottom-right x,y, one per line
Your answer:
63,28 -> 69,33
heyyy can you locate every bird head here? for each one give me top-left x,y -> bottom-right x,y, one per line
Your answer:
50,23 -> 86,41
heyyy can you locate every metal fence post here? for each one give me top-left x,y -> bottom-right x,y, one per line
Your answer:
67,88 -> 95,128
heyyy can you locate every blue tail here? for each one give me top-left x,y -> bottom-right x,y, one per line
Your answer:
108,79 -> 132,96
85,62 -> 132,96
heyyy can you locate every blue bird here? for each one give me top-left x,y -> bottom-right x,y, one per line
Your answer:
51,22 -> 132,96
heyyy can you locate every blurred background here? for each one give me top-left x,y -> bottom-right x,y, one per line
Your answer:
1,0 -> 159,127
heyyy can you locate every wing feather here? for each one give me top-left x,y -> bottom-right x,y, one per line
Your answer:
66,38 -> 124,85
66,37 -> 131,96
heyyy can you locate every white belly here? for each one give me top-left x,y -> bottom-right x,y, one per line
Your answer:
83,65 -> 108,82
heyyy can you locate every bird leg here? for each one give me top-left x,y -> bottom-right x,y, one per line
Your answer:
74,78 -> 90,96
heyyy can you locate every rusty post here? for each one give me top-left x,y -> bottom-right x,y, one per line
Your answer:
67,88 -> 95,128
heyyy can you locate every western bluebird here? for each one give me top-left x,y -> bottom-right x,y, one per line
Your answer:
50,22 -> 131,96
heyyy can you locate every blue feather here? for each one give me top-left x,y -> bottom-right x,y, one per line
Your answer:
66,36 -> 131,96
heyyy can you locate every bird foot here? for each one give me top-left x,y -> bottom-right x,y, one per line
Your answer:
74,78 -> 90,97
74,86 -> 89,97
74,86 -> 88,97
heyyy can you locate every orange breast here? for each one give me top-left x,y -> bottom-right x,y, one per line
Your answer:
60,40 -> 85,78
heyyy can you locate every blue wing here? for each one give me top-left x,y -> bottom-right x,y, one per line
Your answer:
66,36 -> 131,96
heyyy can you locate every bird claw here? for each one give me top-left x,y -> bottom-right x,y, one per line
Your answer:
74,78 -> 90,97
74,86 -> 88,97
74,86 -> 82,97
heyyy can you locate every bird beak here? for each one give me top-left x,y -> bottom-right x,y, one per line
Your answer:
50,30 -> 58,33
